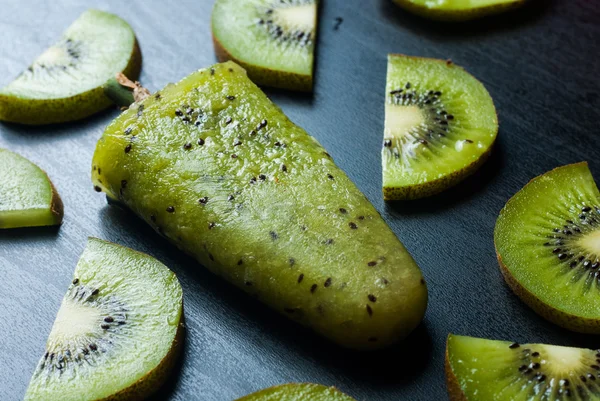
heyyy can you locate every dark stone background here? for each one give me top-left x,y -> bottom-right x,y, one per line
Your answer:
1,0 -> 598,400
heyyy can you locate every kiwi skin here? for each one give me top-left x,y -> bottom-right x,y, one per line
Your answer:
392,0 -> 527,22
444,336 -> 468,401
383,146 -> 493,200
102,319 -> 185,401
495,162 -> 600,334
48,179 -> 64,226
0,40 -> 141,125
212,34 -> 312,92
498,252 -> 600,333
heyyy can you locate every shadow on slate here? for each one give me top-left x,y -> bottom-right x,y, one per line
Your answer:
97,202 -> 432,391
384,137 -> 506,215
287,323 -> 434,388
0,106 -> 117,140
378,0 -> 556,39
0,225 -> 61,242
263,86 -> 315,107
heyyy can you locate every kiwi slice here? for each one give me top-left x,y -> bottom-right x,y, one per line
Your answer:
392,0 -> 526,21
24,238 -> 184,401
0,148 -> 63,228
0,9 -> 140,125
91,61 -> 427,350
382,55 -> 498,200
495,162 -> 600,333
212,0 -> 318,91
236,383 -> 356,401
446,334 -> 600,400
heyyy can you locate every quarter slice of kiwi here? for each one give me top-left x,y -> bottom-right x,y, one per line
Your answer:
382,55 -> 498,200
392,0 -> 526,21
0,9 -> 141,125
236,383 -> 356,401
212,0 -> 318,91
0,148 -> 63,228
446,334 -> 600,400
24,238 -> 184,401
495,162 -> 600,333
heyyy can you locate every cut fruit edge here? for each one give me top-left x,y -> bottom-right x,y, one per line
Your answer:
212,34 -> 313,92
0,151 -> 63,228
105,318 -> 185,401
445,339 -> 468,401
383,146 -> 493,200
235,383 -> 356,401
495,162 -> 600,333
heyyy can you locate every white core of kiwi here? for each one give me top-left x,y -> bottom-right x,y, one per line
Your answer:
539,345 -> 586,376
273,4 -> 315,33
47,300 -> 103,351
384,104 -> 425,143
579,230 -> 600,256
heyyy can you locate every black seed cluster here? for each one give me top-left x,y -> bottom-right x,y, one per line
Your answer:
257,119 -> 268,131
509,344 -> 600,395
36,281 -> 128,375
384,84 -> 455,152
175,104 -> 203,126
256,14 -> 314,47
27,39 -> 82,74
543,205 -> 600,281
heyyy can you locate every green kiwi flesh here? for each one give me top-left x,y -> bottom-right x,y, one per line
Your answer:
212,0 -> 317,91
91,61 -> 427,350
495,162 -> 600,333
446,334 -> 600,400
236,383 -> 356,401
0,148 -> 63,228
24,238 -> 183,401
382,55 -> 498,200
392,0 -> 526,21
0,9 -> 141,125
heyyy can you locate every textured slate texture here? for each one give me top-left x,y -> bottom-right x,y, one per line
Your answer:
0,0 -> 599,400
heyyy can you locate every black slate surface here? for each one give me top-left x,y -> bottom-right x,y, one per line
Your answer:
1,1 -> 599,400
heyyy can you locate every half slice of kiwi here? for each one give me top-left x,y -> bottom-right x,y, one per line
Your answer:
495,162 -> 600,333
236,383 -> 356,401
0,9 -> 140,125
212,0 -> 318,91
392,0 -> 526,21
24,238 -> 184,401
446,334 -> 600,400
0,148 -> 63,228
382,55 -> 497,200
